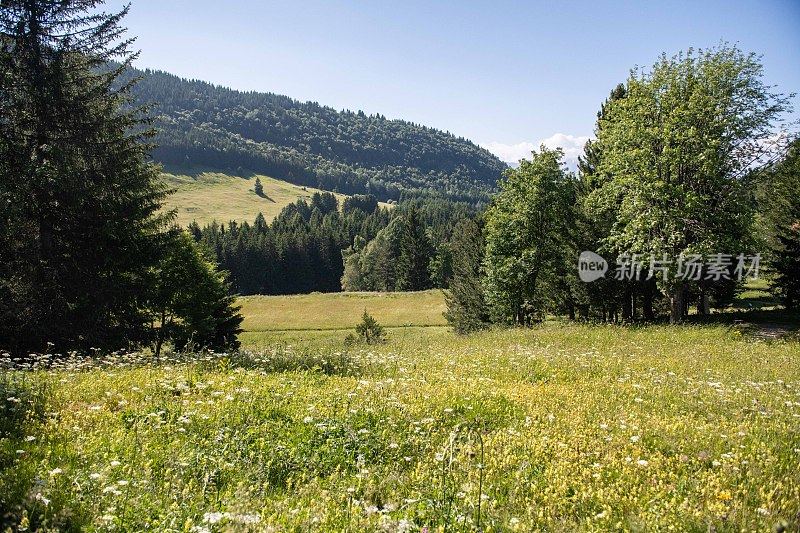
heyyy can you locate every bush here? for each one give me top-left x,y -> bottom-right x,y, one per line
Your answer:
345,310 -> 386,345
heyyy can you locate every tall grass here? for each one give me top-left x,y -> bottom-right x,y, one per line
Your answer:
1,319 -> 798,530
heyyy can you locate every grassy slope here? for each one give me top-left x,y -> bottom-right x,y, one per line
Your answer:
161,171 -> 391,227
3,292 -> 799,531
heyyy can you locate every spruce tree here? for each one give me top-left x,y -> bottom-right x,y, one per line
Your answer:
772,205 -> 800,311
0,1 -> 170,352
396,207 -> 433,291
444,218 -> 490,333
254,177 -> 264,197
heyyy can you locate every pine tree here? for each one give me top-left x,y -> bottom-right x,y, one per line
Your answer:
0,1 -> 170,352
254,177 -> 264,197
347,309 -> 386,345
444,219 -> 490,333
396,207 -> 433,291
772,206 -> 800,311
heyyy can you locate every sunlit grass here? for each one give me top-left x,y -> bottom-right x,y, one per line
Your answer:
161,171 -> 392,228
1,295 -> 799,531
239,290 -> 447,332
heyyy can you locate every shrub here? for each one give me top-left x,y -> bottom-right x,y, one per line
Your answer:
345,310 -> 386,345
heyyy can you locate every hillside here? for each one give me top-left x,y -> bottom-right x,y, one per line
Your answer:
125,67 -> 506,202
161,171 -> 391,227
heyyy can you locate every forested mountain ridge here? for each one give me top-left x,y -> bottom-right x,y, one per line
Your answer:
123,67 -> 506,202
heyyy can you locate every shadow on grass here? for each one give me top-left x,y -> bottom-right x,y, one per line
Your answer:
686,308 -> 800,341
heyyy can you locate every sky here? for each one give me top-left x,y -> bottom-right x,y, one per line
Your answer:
105,0 -> 800,167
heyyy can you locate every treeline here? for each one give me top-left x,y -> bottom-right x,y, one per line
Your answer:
189,194 -> 476,295
0,1 -> 242,355
121,67 -> 505,203
445,45 -> 799,332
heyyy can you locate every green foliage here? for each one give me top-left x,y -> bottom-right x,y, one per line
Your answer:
772,205 -> 800,310
0,0 -> 170,353
428,242 -> 453,289
589,44 -> 791,322
253,177 -> 264,197
340,201 -> 471,293
345,310 -> 386,345
444,218 -> 490,333
342,217 -> 405,291
121,67 -> 505,203
189,193 -> 472,296
757,139 -> 800,250
757,139 -> 800,309
342,194 -> 379,214
148,231 -> 243,356
574,84 -> 637,321
483,147 -> 577,325
396,207 -> 434,291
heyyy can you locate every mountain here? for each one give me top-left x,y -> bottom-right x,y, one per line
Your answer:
123,67 -> 506,202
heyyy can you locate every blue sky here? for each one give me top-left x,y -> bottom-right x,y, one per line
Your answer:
107,0 -> 800,165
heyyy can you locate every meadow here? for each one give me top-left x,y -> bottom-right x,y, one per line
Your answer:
2,291 -> 799,531
160,171 -> 391,227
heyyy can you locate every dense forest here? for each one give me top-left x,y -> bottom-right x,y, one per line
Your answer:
122,67 -> 506,203
190,193 -> 477,295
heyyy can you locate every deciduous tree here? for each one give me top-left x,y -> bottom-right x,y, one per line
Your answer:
484,147 -> 576,325
590,45 -> 791,323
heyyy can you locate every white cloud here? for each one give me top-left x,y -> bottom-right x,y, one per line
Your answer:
483,133 -> 590,171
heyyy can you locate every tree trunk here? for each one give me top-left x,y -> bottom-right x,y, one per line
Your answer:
622,285 -> 633,321
683,285 -> 690,318
698,287 -> 710,315
670,283 -> 686,324
154,310 -> 167,359
642,279 -> 655,321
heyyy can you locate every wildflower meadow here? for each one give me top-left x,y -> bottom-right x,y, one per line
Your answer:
2,297 -> 799,531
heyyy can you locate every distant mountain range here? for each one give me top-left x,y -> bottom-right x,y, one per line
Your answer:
123,67 -> 506,202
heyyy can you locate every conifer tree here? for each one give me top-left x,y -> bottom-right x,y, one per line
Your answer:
763,141 -> 800,310
444,218 -> 490,333
149,231 -> 243,357
773,215 -> 800,311
0,0 -> 170,352
396,207 -> 433,291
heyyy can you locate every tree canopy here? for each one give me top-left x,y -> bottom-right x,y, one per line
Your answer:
120,67 -> 506,203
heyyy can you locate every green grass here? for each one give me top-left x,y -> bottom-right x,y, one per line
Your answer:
2,292 -> 799,531
732,277 -> 780,311
161,171 -> 391,227
239,290 -> 447,332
